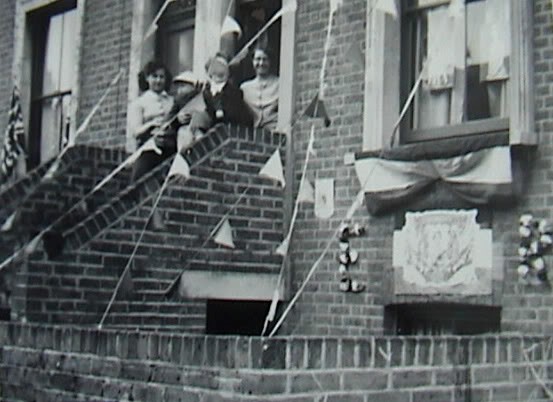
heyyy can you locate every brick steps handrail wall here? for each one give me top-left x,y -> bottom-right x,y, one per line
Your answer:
0,322 -> 552,401
13,124 -> 286,328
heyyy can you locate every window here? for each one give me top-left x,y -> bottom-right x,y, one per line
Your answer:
28,0 -> 78,167
128,0 -> 296,137
401,0 -> 509,142
363,0 -> 534,150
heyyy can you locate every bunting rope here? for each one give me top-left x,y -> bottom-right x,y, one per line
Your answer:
522,338 -> 553,401
98,164 -> 176,328
143,0 -> 175,40
319,3 -> 339,97
261,125 -> 315,335
163,185 -> 251,296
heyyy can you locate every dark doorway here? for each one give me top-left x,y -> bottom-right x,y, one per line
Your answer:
206,299 -> 271,335
385,303 -> 501,335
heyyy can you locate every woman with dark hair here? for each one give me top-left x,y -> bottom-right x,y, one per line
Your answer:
240,46 -> 279,131
128,60 -> 175,180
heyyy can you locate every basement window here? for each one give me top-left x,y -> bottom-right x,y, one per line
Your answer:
206,299 -> 271,335
384,303 -> 501,335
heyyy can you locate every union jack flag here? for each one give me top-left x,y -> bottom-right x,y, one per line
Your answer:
0,86 -> 26,183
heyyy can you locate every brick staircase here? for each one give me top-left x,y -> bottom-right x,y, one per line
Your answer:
4,124 -> 286,332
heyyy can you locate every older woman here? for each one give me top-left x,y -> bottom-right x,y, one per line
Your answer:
240,47 -> 279,131
128,60 -> 175,180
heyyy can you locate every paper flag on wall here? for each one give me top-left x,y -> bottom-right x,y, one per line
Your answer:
221,16 -> 243,38
24,235 -> 41,255
168,154 -> 191,178
259,149 -> 285,187
0,212 -> 16,232
345,42 -> 364,69
275,235 -> 290,256
267,288 -> 279,322
214,219 -> 235,248
315,178 -> 334,219
303,94 -> 331,127
44,159 -> 62,180
298,179 -> 315,203
330,0 -> 343,14
375,0 -> 398,19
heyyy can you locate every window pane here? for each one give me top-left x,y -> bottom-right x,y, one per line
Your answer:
166,28 -> 194,76
59,9 -> 77,92
42,14 -> 63,94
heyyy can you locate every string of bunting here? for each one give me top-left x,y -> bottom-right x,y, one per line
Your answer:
0,69 -> 127,271
263,0 -> 421,338
98,152 -> 191,327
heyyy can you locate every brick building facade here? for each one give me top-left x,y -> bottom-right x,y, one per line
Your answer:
0,0 -> 553,400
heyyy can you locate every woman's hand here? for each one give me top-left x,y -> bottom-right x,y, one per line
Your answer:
177,110 -> 192,125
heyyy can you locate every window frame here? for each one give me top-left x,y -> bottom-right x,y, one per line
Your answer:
362,0 -> 535,150
127,0 -> 297,151
12,0 -> 85,167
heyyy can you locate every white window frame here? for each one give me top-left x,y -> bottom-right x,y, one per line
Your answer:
12,0 -> 85,156
362,0 -> 535,151
127,0 -> 297,151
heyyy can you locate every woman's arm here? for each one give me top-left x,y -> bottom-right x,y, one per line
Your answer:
128,100 -> 162,141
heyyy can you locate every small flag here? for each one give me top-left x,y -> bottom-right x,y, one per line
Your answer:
141,137 -> 163,155
275,235 -> 290,256
43,158 -> 62,180
119,266 -> 134,298
267,288 -> 279,322
307,127 -> 316,157
0,86 -> 26,184
259,149 -> 285,187
298,179 -> 315,203
375,0 -> 398,19
221,16 -> 242,38
168,153 -> 191,178
345,42 -> 364,69
214,219 -> 235,248
330,0 -> 343,14
24,235 -> 42,255
0,212 -> 17,232
303,93 -> 331,127
76,200 -> 89,215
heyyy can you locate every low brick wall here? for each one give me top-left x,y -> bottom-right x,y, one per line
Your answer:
0,322 -> 552,401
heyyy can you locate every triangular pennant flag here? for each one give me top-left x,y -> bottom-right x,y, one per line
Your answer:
141,137 -> 163,155
259,149 -> 285,187
221,15 -> 242,38
44,158 -> 62,180
375,0 -> 398,19
298,179 -> 315,203
1,212 -> 17,232
345,42 -> 364,69
168,154 -> 190,178
275,235 -> 290,256
24,235 -> 42,255
303,94 -> 331,127
119,267 -> 134,298
267,288 -> 279,322
214,219 -> 235,248
330,0 -> 343,14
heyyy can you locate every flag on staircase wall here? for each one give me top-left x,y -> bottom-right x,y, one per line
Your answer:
214,219 -> 235,248
259,149 -> 285,187
0,86 -> 26,185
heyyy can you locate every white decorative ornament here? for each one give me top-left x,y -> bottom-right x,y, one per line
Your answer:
315,178 -> 334,219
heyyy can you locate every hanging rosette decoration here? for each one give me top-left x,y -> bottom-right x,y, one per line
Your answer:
517,214 -> 553,285
337,223 -> 366,293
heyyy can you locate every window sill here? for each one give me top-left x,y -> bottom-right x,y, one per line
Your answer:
404,117 -> 509,144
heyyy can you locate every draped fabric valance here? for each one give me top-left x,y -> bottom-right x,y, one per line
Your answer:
354,134 -> 517,215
